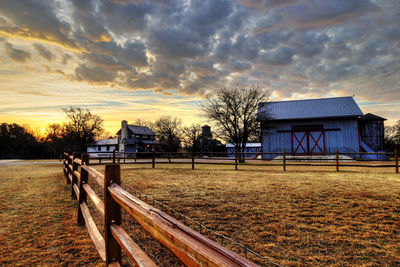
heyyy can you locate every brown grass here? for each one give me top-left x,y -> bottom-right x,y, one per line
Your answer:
1,161 -> 399,266
0,162 -> 102,266
113,163 -> 400,266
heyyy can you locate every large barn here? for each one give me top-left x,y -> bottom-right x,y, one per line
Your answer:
257,96 -> 385,159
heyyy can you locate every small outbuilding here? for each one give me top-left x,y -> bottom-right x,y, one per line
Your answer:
257,96 -> 385,159
87,138 -> 118,157
226,143 -> 261,158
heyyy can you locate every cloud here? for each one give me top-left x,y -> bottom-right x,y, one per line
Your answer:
33,43 -> 54,60
0,0 -> 398,114
0,0 -> 84,52
75,64 -> 116,84
4,42 -> 31,62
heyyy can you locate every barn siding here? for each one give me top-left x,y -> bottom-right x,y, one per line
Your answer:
261,118 -> 360,159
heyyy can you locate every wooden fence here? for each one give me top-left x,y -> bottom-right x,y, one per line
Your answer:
63,152 -> 258,266
87,150 -> 399,174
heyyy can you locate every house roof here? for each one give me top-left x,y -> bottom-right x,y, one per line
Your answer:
89,138 -> 118,146
128,125 -> 155,135
117,125 -> 156,136
360,113 -> 386,121
257,96 -> 363,121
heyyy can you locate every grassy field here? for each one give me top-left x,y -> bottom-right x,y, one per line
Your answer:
114,163 -> 400,266
0,161 -> 102,266
1,161 -> 399,266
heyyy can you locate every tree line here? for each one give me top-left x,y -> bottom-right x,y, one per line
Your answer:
0,87 -> 265,159
3,87 -> 397,159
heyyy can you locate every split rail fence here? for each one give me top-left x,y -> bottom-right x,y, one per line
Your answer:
63,152 -> 258,266
87,150 -> 399,173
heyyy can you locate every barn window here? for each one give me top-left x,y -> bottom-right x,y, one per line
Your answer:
97,146 -> 101,152
106,145 -> 110,151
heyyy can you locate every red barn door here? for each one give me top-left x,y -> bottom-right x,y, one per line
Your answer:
292,131 -> 308,154
292,125 -> 325,155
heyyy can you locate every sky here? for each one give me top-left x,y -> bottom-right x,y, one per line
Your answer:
0,0 -> 399,135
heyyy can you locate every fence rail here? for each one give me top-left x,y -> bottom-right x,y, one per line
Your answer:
63,151 -> 259,266
84,149 -> 399,173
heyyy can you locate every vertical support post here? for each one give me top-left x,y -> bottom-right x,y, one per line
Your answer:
192,150 -> 195,170
123,152 -> 126,163
235,148 -> 238,171
395,149 -> 398,174
104,164 -> 121,264
71,152 -> 81,199
168,152 -> 171,163
336,150 -> 339,172
112,149 -> 116,163
283,150 -> 286,171
66,152 -> 72,184
78,154 -> 89,225
152,151 -> 155,168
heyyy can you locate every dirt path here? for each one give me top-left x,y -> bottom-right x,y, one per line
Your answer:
0,163 -> 102,266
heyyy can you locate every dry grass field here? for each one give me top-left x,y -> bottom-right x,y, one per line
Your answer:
0,161 -> 102,266
1,160 -> 399,266
115,163 -> 400,266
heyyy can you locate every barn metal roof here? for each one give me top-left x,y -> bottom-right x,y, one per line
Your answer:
257,96 -> 363,121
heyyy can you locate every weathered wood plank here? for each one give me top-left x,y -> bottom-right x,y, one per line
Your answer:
68,173 -> 73,183
108,184 -> 258,267
110,224 -> 157,267
81,165 -> 104,187
74,158 -> 82,165
69,155 -> 73,160
83,183 -> 105,218
74,170 -> 80,182
73,184 -> 80,200
80,202 -> 106,262
68,164 -> 73,172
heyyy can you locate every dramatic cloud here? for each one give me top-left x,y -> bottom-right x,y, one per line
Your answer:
33,43 -> 54,60
4,42 -> 31,62
0,0 -> 399,126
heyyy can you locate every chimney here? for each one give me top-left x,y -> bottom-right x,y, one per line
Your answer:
119,120 -> 128,152
121,120 -> 128,139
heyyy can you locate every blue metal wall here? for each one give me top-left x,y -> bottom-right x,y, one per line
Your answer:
261,118 -> 360,159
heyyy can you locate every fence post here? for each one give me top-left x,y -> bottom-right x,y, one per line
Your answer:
283,150 -> 286,171
71,152 -> 81,199
78,154 -> 89,225
64,152 -> 68,184
336,150 -> 339,172
104,164 -> 121,264
112,150 -> 116,163
152,151 -> 155,168
66,152 -> 72,184
192,150 -> 195,170
395,149 -> 398,174
235,148 -> 238,171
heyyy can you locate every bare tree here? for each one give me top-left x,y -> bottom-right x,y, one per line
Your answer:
133,119 -> 154,130
63,107 -> 104,151
153,116 -> 182,152
384,120 -> 400,151
182,124 -> 202,151
201,87 -> 269,161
